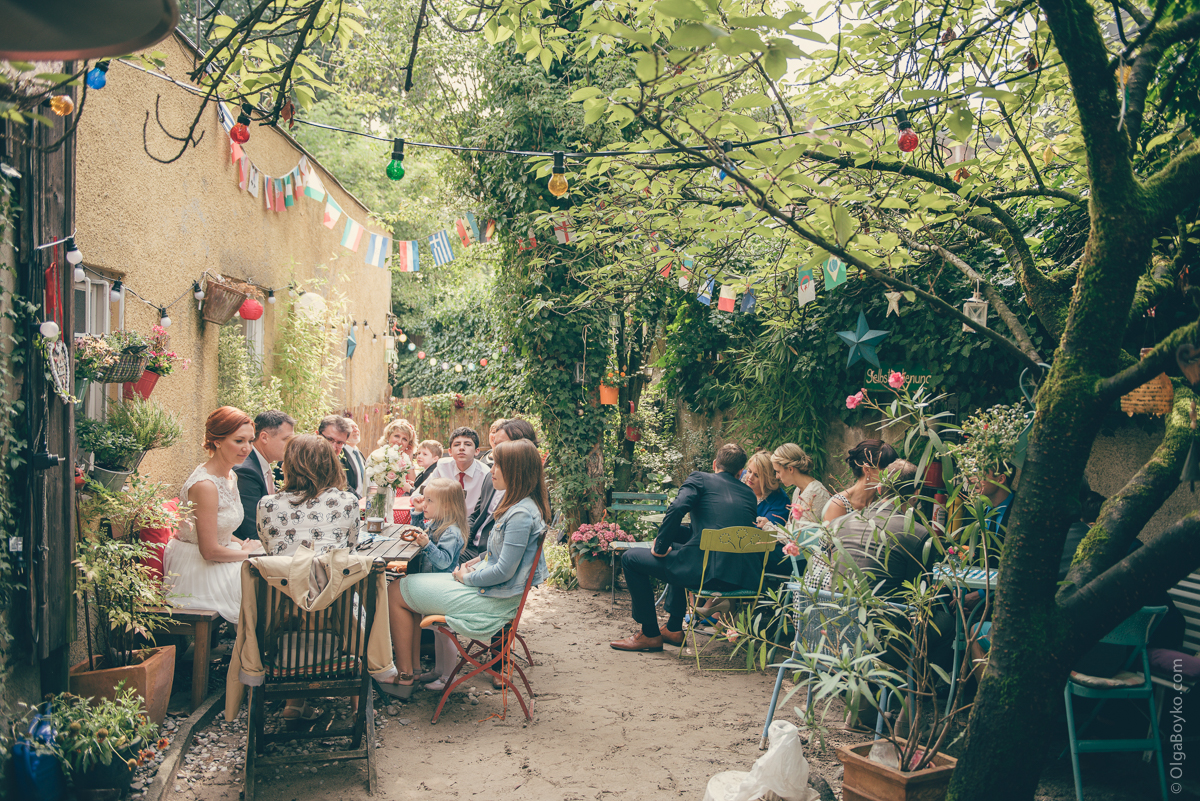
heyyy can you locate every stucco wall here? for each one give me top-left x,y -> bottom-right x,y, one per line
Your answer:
75,35 -> 392,490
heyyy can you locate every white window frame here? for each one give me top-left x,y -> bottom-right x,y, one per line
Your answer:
242,316 -> 264,363
73,274 -> 118,420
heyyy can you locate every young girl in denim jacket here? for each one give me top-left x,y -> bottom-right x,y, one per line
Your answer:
411,477 -> 467,690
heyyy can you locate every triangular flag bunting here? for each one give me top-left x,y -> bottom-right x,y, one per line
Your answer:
364,233 -> 391,268
323,198 -> 343,229
455,219 -> 474,247
341,219 -> 365,251
717,284 -> 736,312
429,231 -> 453,266
396,240 -> 419,272
798,268 -> 816,306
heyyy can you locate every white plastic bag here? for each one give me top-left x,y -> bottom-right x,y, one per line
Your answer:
702,721 -> 820,801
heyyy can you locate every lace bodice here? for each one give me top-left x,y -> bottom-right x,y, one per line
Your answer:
176,465 -> 244,547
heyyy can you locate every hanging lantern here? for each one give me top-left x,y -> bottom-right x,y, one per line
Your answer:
1121,348 -> 1174,416
239,298 -> 264,320
295,291 -> 327,320
417,351 -> 426,359
962,291 -> 989,332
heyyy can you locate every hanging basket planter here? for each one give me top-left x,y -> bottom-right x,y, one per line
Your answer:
94,351 -> 148,384
599,385 -> 619,405
200,280 -> 248,325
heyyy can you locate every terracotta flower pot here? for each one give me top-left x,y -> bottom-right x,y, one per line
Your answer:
575,555 -> 615,591
837,739 -> 957,801
69,645 -> 176,726
122,369 -> 160,400
599,384 -> 619,405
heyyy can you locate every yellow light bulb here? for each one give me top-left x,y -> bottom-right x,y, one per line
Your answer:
548,172 -> 569,198
50,95 -> 75,116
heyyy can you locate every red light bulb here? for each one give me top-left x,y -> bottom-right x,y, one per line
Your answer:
230,123 -> 250,144
898,128 -> 919,153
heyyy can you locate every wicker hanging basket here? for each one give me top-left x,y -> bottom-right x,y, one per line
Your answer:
95,351 -> 149,384
200,280 -> 248,325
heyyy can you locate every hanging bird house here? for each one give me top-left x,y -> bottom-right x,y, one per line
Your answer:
962,291 -> 989,332
1121,349 -> 1174,416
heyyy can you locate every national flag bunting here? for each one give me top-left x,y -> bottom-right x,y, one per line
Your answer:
273,179 -> 285,213
303,167 -> 326,201
323,198 -> 343,229
248,164 -> 260,198
554,219 -> 572,244
740,288 -> 757,313
263,177 -> 274,211
341,218 -> 365,252
364,233 -> 391,268
823,256 -> 847,290
798,268 -> 816,306
717,284 -> 736,312
517,227 -> 537,251
698,278 -> 714,305
231,141 -> 244,166
238,159 -> 249,191
282,173 -> 295,208
483,219 -> 497,244
465,213 -> 481,244
429,231 -> 453,266
659,261 -> 671,278
455,219 -> 474,247
396,240 -> 419,272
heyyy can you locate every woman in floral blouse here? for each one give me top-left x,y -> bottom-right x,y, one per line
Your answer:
257,434 -> 361,557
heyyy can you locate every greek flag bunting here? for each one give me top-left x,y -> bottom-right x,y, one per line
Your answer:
396,240 -> 419,272
364,233 -> 391,268
429,231 -> 454,266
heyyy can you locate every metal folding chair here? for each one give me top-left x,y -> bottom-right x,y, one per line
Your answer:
243,562 -> 382,799
421,533 -> 546,724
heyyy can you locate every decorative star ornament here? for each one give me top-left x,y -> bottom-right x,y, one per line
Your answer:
837,311 -> 890,368
885,291 -> 903,317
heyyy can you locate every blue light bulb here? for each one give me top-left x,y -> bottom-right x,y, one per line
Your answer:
86,62 -> 109,90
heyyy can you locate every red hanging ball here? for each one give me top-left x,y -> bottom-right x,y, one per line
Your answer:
417,351 -> 426,359
230,123 -> 250,144
239,298 -> 264,320
480,358 -> 488,367
898,128 -> 919,153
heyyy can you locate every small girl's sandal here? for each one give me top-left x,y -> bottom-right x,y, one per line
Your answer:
374,673 -> 415,700
282,702 -> 323,721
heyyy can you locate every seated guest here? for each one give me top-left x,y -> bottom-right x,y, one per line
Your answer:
318,415 -> 362,498
462,419 -> 539,561
256,434 -> 361,557
410,439 -> 442,495
381,439 -> 549,698
822,439 -> 898,522
344,417 -> 368,494
413,427 -> 489,514
164,407 -> 263,625
378,418 -> 419,488
477,418 -> 508,466
611,443 -> 759,653
747,450 -> 790,527
770,443 -> 830,526
407,478 -> 469,690
233,410 -> 294,542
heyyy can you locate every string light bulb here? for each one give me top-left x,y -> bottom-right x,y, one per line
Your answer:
49,95 -> 74,116
454,363 -> 463,373
548,151 -> 569,198
109,281 -> 123,303
39,320 -> 60,340
159,307 -> 171,328
86,61 -> 110,90
351,320 -> 358,334
895,109 -> 919,153
408,343 -> 417,352
267,289 -> 276,304
417,351 -> 425,359
386,138 -> 405,181
398,332 -> 407,343
73,265 -> 85,284
65,237 -> 83,265
193,281 -> 205,300
230,104 -> 252,144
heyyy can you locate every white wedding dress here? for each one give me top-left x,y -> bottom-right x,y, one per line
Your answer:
163,465 -> 246,624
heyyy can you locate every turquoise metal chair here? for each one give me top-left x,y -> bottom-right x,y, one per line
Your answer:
1063,605 -> 1168,801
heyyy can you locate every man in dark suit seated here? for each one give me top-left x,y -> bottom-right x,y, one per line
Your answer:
233,410 -> 295,543
611,443 -> 759,653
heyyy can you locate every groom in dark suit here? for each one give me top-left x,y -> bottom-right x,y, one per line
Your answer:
611,442 -> 759,652
233,410 -> 294,542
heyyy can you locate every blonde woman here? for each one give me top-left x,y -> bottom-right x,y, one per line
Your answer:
770,443 -> 832,526
375,418 -> 419,489
745,451 -> 791,528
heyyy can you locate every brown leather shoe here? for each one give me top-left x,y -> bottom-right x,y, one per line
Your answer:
660,628 -> 684,646
609,632 -> 664,652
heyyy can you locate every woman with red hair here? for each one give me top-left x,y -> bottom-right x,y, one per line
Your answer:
163,406 -> 263,624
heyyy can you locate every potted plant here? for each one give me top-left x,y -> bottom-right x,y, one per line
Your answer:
106,397 -> 184,456
79,399 -> 184,489
74,335 -> 118,403
94,331 -> 150,385
199,275 -> 250,325
52,686 -> 166,799
69,521 -> 178,725
569,521 -> 635,590
77,419 -> 141,491
123,325 -> 189,400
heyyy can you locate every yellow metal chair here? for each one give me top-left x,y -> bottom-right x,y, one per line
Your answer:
680,526 -> 776,671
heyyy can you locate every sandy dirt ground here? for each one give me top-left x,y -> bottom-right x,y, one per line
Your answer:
161,585 -> 1191,801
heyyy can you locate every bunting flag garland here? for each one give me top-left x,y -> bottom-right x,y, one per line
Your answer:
396,240 -> 420,272
273,179 -> 286,213
659,261 -> 671,278
238,158 -> 249,191
698,278 -> 714,305
248,164 -> 260,197
455,219 -> 474,247
231,141 -> 244,166
717,284 -> 736,312
679,256 -> 693,290
823,256 -> 847,290
290,168 -> 303,204
341,218 -> 365,251
798,268 -> 817,306
465,212 -> 482,244
282,173 -> 295,208
364,233 -> 391,268
323,197 -> 343,229
263,178 -> 274,211
429,231 -> 454,265
554,219 -> 572,244
303,167 -> 326,201
484,219 -> 497,244
517,227 -> 537,251
740,288 -> 757,313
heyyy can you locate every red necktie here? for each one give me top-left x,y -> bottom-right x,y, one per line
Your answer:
457,471 -> 466,488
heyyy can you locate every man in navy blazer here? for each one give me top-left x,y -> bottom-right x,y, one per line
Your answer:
611,443 -> 760,652
233,410 -> 294,543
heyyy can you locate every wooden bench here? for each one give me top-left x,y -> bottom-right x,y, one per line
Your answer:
149,607 -> 221,713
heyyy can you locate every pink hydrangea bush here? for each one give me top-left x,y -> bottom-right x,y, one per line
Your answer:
570,521 -> 635,560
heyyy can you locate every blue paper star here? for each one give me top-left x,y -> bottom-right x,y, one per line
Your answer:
836,311 -> 890,368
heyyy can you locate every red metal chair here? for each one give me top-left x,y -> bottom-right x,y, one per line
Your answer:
420,533 -> 545,724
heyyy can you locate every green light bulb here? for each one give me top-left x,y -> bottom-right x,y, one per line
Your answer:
386,159 -> 405,180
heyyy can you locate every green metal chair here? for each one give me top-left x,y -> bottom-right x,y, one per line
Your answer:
607,492 -> 670,609
1063,605 -> 1168,801
680,526 -> 776,671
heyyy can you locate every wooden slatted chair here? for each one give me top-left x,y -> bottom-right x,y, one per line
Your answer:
243,562 -> 383,799
420,533 -> 546,724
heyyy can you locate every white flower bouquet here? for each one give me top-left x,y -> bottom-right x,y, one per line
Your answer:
365,445 -> 413,519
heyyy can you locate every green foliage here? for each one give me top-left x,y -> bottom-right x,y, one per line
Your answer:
543,543 -> 578,590
104,398 -> 184,453
216,325 -> 284,417
272,279 -> 349,432
74,536 -> 171,669
78,476 -> 190,541
77,418 -> 141,473
45,685 -> 159,777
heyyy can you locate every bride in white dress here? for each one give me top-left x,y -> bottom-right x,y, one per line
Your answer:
164,406 -> 263,624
